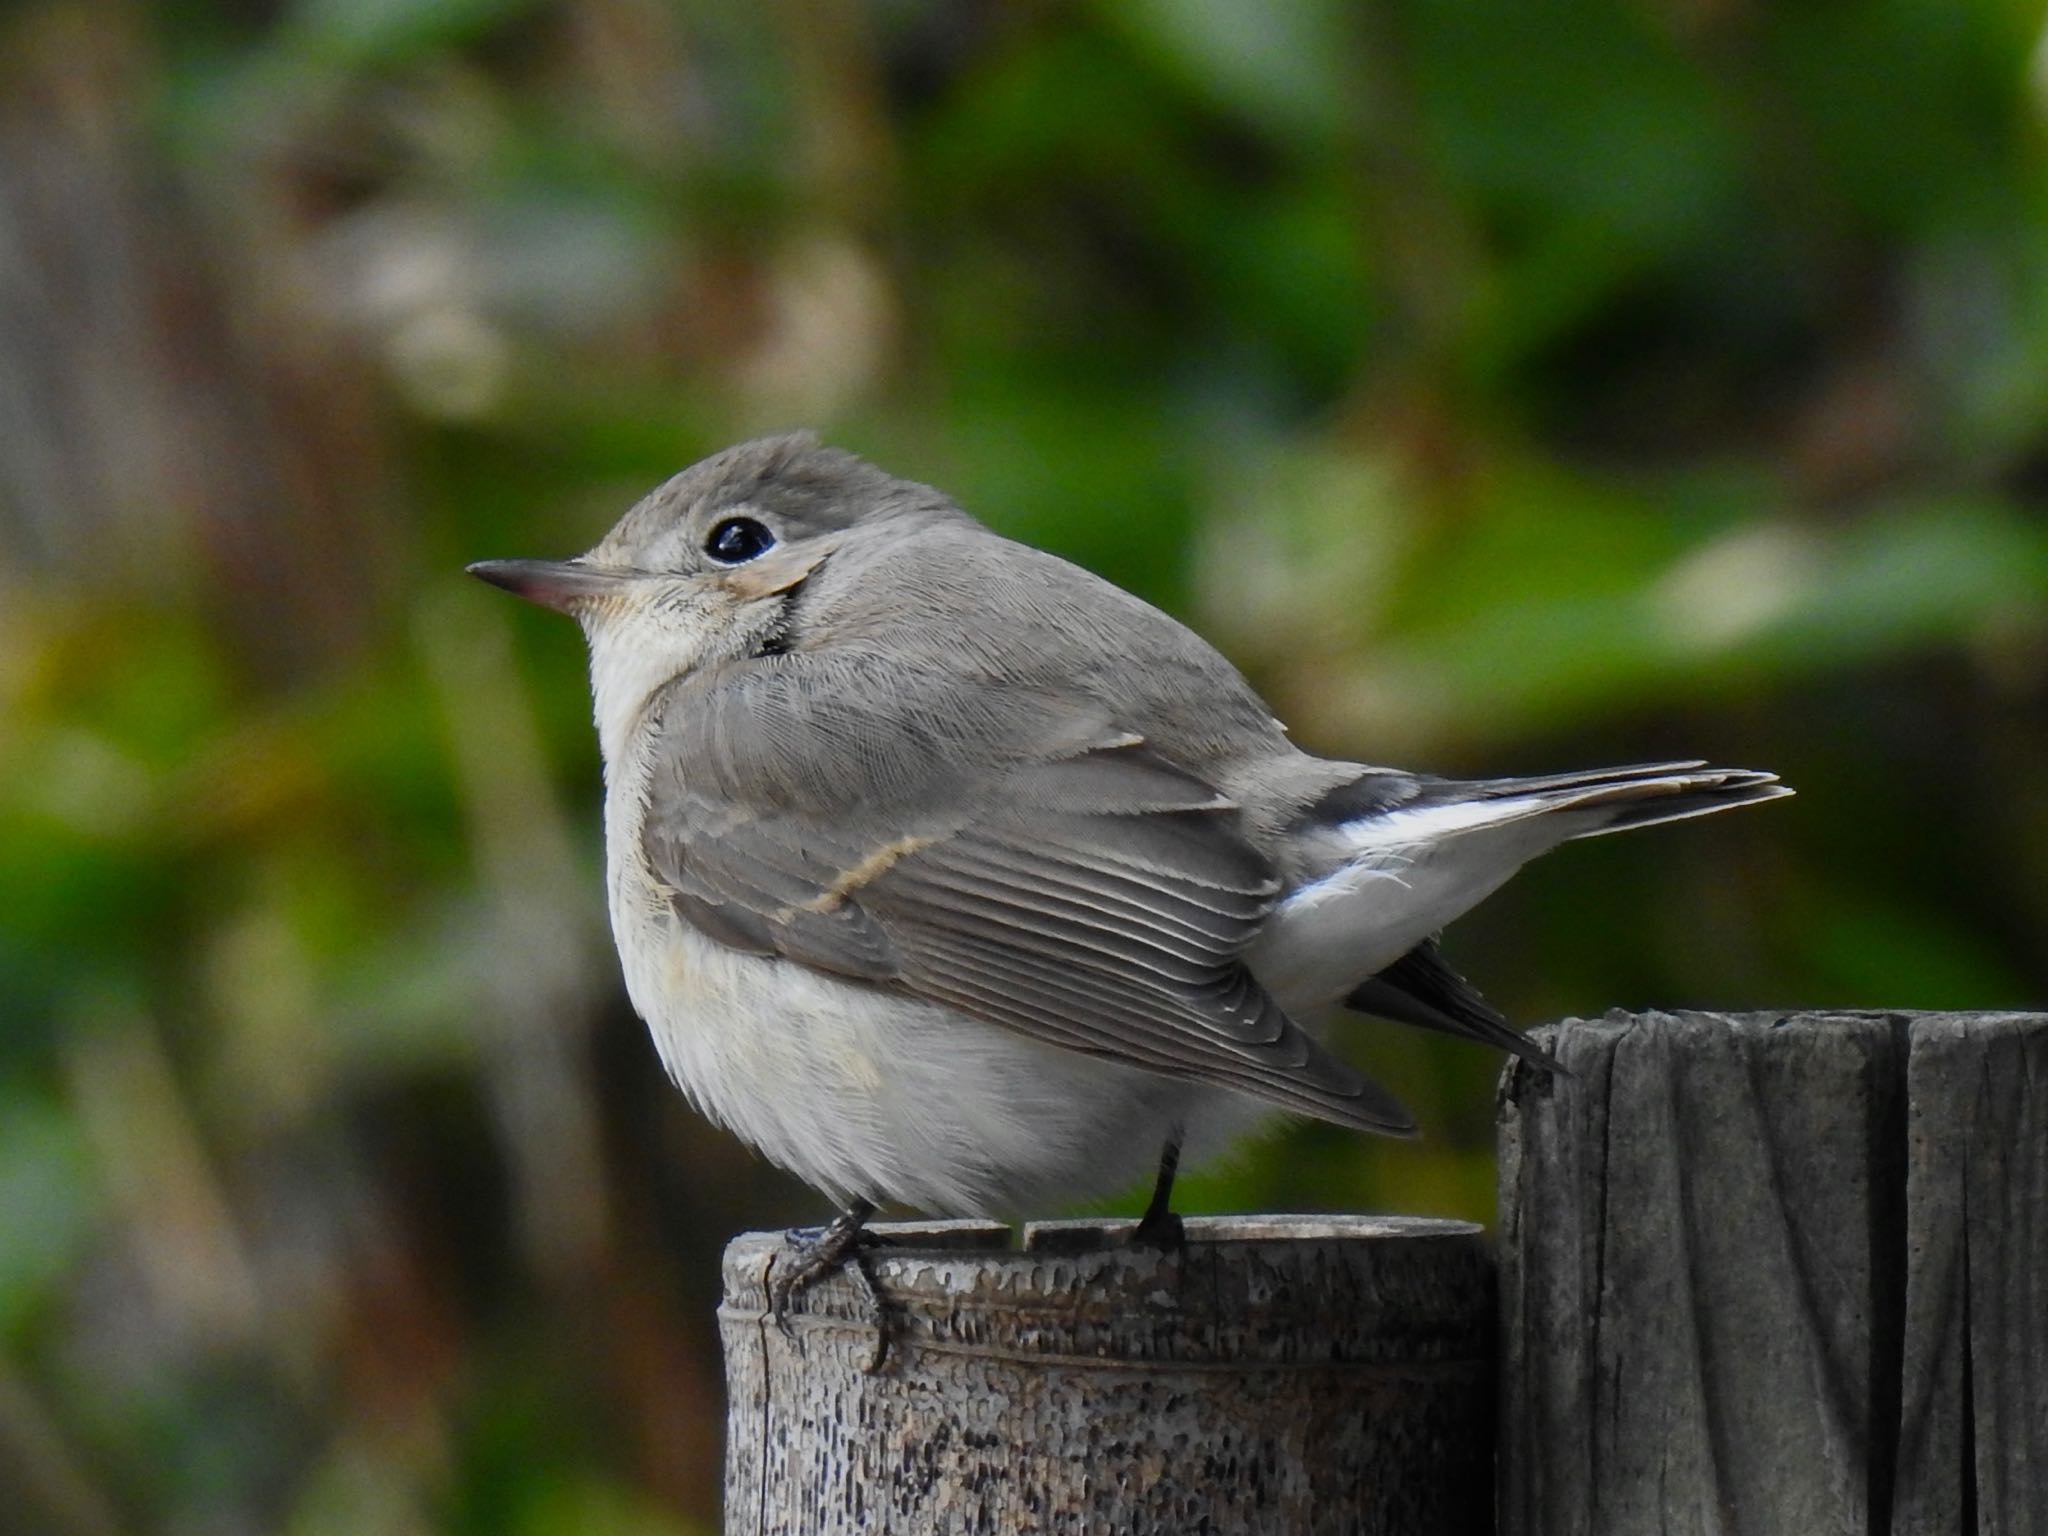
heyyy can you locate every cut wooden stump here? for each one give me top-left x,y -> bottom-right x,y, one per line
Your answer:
1498,1009 -> 2048,1536
720,1214 -> 1494,1535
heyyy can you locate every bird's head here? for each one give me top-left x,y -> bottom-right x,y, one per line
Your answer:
468,432 -> 965,764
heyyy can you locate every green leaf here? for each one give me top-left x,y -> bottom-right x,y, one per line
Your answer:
1106,0 -> 1359,142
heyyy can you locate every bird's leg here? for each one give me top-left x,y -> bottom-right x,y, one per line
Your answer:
1131,1130 -> 1185,1249
766,1198 -> 894,1369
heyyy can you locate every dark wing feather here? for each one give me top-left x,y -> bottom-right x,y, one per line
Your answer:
1344,939 -> 1563,1073
640,651 -> 1413,1133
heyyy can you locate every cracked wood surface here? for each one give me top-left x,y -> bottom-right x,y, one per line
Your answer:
1498,1009 -> 2048,1536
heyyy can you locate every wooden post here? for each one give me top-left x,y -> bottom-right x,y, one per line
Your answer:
720,1214 -> 1495,1534
1498,1009 -> 2048,1536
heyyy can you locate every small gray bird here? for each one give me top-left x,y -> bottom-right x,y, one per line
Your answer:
470,433 -> 1787,1301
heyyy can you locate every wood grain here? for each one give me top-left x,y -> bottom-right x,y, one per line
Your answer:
721,1214 -> 1494,1535
1498,1009 -> 2048,1536
1894,1012 -> 2048,1536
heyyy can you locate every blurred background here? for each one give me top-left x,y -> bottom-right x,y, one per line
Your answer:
3,0 -> 2046,1529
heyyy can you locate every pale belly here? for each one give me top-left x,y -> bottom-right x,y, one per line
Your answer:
608,883 -> 1264,1217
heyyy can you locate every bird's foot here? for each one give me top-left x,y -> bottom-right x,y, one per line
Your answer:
765,1200 -> 894,1371
1129,1205 -> 1185,1251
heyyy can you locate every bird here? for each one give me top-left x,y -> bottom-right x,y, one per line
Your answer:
469,432 -> 1788,1310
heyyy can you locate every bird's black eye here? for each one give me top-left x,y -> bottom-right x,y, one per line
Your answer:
705,516 -> 776,564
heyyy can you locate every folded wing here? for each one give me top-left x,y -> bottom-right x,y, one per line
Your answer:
638,650 -> 1415,1133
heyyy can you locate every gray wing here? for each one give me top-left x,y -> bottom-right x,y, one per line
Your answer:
638,650 -> 1413,1133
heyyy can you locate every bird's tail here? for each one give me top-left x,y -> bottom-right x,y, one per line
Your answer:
1443,759 -> 1792,839
1250,760 -> 1790,1017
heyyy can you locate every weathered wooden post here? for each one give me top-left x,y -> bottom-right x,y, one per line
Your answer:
1498,1009 -> 2048,1535
720,1214 -> 1495,1534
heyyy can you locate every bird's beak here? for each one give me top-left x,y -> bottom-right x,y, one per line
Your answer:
466,559 -> 630,614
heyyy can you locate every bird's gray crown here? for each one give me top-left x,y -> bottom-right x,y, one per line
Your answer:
587,432 -> 969,571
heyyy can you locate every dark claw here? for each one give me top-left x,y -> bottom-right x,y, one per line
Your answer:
761,1200 -> 894,1371
1130,1206 -> 1186,1251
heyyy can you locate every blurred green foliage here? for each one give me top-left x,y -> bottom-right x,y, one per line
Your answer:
2,0 -> 2044,1530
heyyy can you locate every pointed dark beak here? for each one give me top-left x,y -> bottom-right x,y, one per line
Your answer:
466,559 -> 629,614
